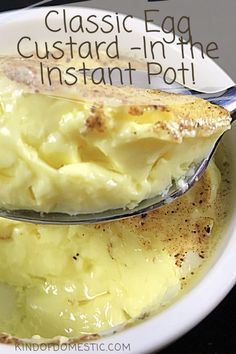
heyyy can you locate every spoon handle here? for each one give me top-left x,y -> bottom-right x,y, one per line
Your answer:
209,86 -> 236,115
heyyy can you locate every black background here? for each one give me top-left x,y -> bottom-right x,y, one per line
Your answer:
0,0 -> 88,11
0,1 -> 235,353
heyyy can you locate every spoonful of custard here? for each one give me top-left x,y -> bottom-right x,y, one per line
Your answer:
0,55 -> 234,224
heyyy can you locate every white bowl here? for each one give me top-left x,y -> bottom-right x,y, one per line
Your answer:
0,6 -> 235,354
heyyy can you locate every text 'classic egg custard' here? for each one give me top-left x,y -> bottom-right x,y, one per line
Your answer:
0,151 -> 233,341
0,56 -> 232,214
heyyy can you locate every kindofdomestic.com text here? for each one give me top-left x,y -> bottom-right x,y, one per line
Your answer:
15,342 -> 131,352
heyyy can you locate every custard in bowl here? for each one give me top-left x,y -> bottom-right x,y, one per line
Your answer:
0,6 -> 235,353
0,55 -> 233,342
0,145 -> 233,341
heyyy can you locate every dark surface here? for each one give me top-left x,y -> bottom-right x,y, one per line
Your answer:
159,286 -> 236,354
0,1 -> 235,354
0,0 -> 89,12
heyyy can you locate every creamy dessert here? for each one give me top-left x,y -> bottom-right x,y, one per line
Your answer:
0,56 -> 231,214
0,149 -> 232,341
0,53 -> 233,342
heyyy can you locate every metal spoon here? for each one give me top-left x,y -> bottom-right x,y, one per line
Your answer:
0,70 -> 235,224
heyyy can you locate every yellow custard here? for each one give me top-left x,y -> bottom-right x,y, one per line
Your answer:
0,65 -> 231,214
0,54 -> 233,342
0,153 -> 232,340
